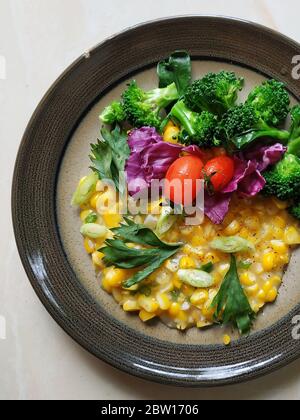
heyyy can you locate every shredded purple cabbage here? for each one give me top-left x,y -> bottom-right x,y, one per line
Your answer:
126,127 -> 203,195
205,143 -> 286,224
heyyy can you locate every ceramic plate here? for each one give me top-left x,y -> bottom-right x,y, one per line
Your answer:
12,16 -> 300,387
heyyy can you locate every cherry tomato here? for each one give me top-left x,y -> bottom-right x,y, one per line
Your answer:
204,156 -> 235,192
165,156 -> 204,206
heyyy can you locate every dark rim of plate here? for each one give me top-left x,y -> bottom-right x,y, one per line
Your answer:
12,16 -> 300,387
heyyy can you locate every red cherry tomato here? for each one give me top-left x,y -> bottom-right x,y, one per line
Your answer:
204,156 -> 235,192
165,156 -> 204,206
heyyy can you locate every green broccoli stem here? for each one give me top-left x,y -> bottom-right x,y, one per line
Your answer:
287,137 -> 300,157
170,100 -> 196,137
145,82 -> 179,110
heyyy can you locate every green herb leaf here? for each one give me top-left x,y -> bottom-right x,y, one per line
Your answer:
101,219 -> 182,288
90,125 -> 130,194
211,255 -> 255,334
138,285 -> 152,297
210,236 -> 255,253
157,51 -> 192,95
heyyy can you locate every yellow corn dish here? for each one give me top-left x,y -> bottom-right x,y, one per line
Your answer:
79,192 -> 300,331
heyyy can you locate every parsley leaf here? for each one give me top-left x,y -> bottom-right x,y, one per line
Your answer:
101,219 -> 182,288
211,255 -> 255,335
90,125 -> 129,194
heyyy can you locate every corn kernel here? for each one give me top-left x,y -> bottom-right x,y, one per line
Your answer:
173,276 -> 182,289
102,213 -> 122,229
92,251 -> 104,268
262,281 -> 272,294
262,252 -> 275,272
156,293 -> 171,310
266,288 -> 278,302
90,192 -> 101,209
190,289 -> 209,305
246,284 -> 259,296
84,237 -> 95,254
177,311 -> 188,322
139,310 -> 157,322
257,289 -> 266,300
201,304 -> 214,320
240,272 -> 255,287
80,209 -> 93,222
179,256 -> 196,269
102,277 -> 112,293
112,288 -> 123,303
217,263 -> 230,277
182,284 -> 194,296
284,226 -> 300,245
223,335 -> 231,346
137,296 -> 159,313
270,275 -> 282,287
123,300 -> 140,312
106,268 -> 126,287
169,302 -> 181,317
274,216 -> 286,229
279,254 -> 290,265
224,220 -> 241,236
239,227 -> 250,239
271,240 -> 288,254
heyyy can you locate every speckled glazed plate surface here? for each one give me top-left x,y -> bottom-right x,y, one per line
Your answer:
12,16 -> 300,386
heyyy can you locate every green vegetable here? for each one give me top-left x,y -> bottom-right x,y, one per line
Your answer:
157,51 -> 192,96
246,79 -> 290,126
101,218 -> 182,288
99,101 -> 126,125
71,172 -> 98,206
170,100 -> 219,147
80,223 -> 107,239
238,259 -> 253,270
122,80 -> 179,129
184,71 -> 244,117
217,104 -> 290,151
84,212 -> 98,224
210,236 -> 255,253
211,255 -> 254,334
287,105 -> 300,157
177,269 -> 214,288
200,262 -> 214,273
155,206 -> 177,237
90,125 -> 130,194
264,153 -> 300,201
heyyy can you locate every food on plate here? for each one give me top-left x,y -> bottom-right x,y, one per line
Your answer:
72,51 -> 300,338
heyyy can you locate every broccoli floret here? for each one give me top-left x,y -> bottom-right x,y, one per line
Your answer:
246,79 -> 290,126
184,71 -> 244,117
289,202 -> 300,220
287,105 -> 300,157
122,81 -> 179,129
99,101 -> 126,125
217,104 -> 290,149
170,100 -> 219,147
263,154 -> 300,201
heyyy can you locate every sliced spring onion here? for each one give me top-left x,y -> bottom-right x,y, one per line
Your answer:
156,206 -> 177,237
71,172 -> 98,206
210,236 -> 255,253
177,269 -> 214,288
80,223 -> 107,239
